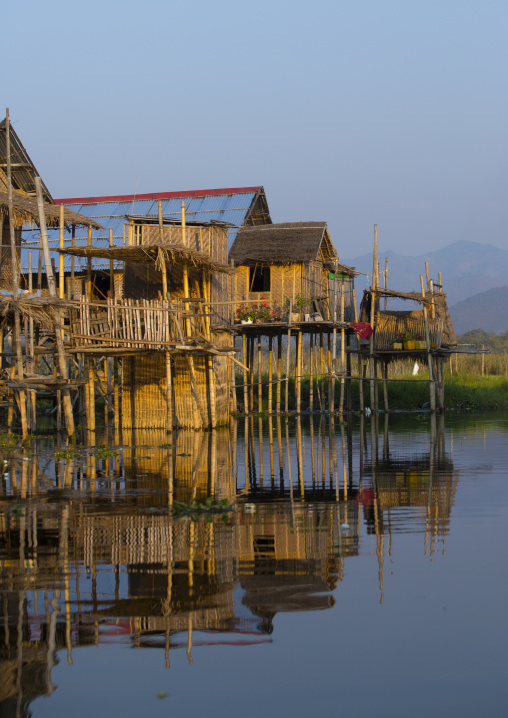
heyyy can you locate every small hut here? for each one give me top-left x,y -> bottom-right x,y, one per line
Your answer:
229,222 -> 356,320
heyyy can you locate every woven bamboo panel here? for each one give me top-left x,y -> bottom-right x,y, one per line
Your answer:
122,354 -> 167,429
374,310 -> 443,350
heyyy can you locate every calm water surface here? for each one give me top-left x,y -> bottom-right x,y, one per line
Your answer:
0,412 -> 507,718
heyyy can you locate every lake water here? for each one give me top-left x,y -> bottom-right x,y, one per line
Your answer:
0,412 -> 507,718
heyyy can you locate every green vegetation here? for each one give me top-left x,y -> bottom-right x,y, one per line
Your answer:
172,497 -> 234,522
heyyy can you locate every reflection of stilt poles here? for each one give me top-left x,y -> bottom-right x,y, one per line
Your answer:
295,418 -> 304,498
285,417 -> 294,518
268,335 -> 273,415
268,415 -> 275,486
276,333 -> 282,414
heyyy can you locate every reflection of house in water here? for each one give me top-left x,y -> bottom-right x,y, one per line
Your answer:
0,413 -> 458,714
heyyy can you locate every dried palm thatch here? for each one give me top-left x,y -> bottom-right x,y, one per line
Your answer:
230,222 -> 343,266
0,291 -> 68,326
60,241 -> 233,273
0,189 -> 102,229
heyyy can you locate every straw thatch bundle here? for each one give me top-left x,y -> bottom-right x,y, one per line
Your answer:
0,190 -> 101,229
230,222 -> 343,266
0,291 -> 68,326
61,241 -> 232,273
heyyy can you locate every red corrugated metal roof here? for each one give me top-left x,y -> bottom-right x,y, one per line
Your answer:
54,186 -> 261,205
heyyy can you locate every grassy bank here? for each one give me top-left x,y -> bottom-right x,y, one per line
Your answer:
234,369 -> 508,413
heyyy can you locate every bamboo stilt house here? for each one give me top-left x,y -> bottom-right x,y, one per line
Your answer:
62,218 -> 236,429
359,287 -> 457,351
34,186 -> 272,300
229,222 -> 357,320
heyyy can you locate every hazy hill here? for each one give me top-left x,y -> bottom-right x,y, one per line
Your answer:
449,286 -> 508,335
341,240 -> 508,307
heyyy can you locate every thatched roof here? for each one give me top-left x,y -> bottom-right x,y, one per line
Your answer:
0,118 -> 52,201
229,222 -> 340,266
0,291 -> 68,325
0,189 -> 102,229
60,240 -> 232,273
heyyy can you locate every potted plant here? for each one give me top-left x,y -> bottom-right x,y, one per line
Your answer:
415,334 -> 426,350
252,298 -> 272,323
392,333 -> 404,350
236,304 -> 256,324
403,331 -> 416,350
285,294 -> 308,322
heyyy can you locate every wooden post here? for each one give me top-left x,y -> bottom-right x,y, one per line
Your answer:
87,226 -> 92,300
249,336 -> 255,415
268,334 -> 273,415
276,332 -> 282,413
338,280 -> 345,416
59,204 -> 65,299
296,329 -> 302,414
309,332 -> 314,412
113,357 -> 120,435
382,360 -> 389,412
35,177 -> 75,438
242,333 -> 249,414
421,275 -> 436,413
5,108 -> 27,437
285,300 -> 292,414
384,256 -> 388,310
109,228 -> 115,299
257,334 -> 262,413
369,224 -> 378,411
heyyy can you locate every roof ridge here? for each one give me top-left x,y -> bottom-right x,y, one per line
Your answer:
55,187 -> 261,206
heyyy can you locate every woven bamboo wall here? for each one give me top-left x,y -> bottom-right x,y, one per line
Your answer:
140,225 -> 228,263
122,352 -> 231,429
374,310 -> 443,350
233,264 -> 304,306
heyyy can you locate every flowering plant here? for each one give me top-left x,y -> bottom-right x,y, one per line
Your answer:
236,304 -> 257,321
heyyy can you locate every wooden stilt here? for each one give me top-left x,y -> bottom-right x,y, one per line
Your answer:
296,330 -> 302,414
268,334 -> 273,415
285,302 -> 292,414
249,336 -> 255,415
421,275 -> 436,413
382,360 -> 389,412
242,333 -> 249,414
35,178 -> 75,438
309,332 -> 314,412
5,109 -> 27,438
285,330 -> 291,414
257,334 -> 262,413
276,332 -> 282,413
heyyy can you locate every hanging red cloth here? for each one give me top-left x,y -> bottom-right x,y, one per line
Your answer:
350,322 -> 373,339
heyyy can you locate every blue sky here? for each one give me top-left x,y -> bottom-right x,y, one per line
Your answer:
4,0 -> 507,255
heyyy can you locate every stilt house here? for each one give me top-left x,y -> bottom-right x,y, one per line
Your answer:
229,222 -> 356,320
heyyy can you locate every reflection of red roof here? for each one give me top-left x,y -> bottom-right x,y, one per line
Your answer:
54,187 -> 261,205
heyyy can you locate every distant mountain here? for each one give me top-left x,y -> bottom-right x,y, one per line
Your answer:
341,240 -> 508,307
449,286 -> 508,335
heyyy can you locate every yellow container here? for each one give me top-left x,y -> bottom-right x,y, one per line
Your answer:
404,340 -> 416,350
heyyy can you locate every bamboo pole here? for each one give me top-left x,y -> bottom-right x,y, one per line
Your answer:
309,332 -> 314,412
268,334 -> 273,414
28,252 -> 36,428
109,228 -> 115,299
382,360 -> 389,412
242,333 -> 249,414
338,281 -> 345,415
59,204 -> 65,299
420,275 -> 436,413
369,224 -> 378,411
285,317 -> 292,414
5,109 -> 27,437
257,334 -> 262,413
276,332 -> 282,413
87,226 -> 92,300
296,329 -> 302,414
35,178 -> 75,438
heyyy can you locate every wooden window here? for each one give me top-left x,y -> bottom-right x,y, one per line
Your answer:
249,266 -> 270,293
